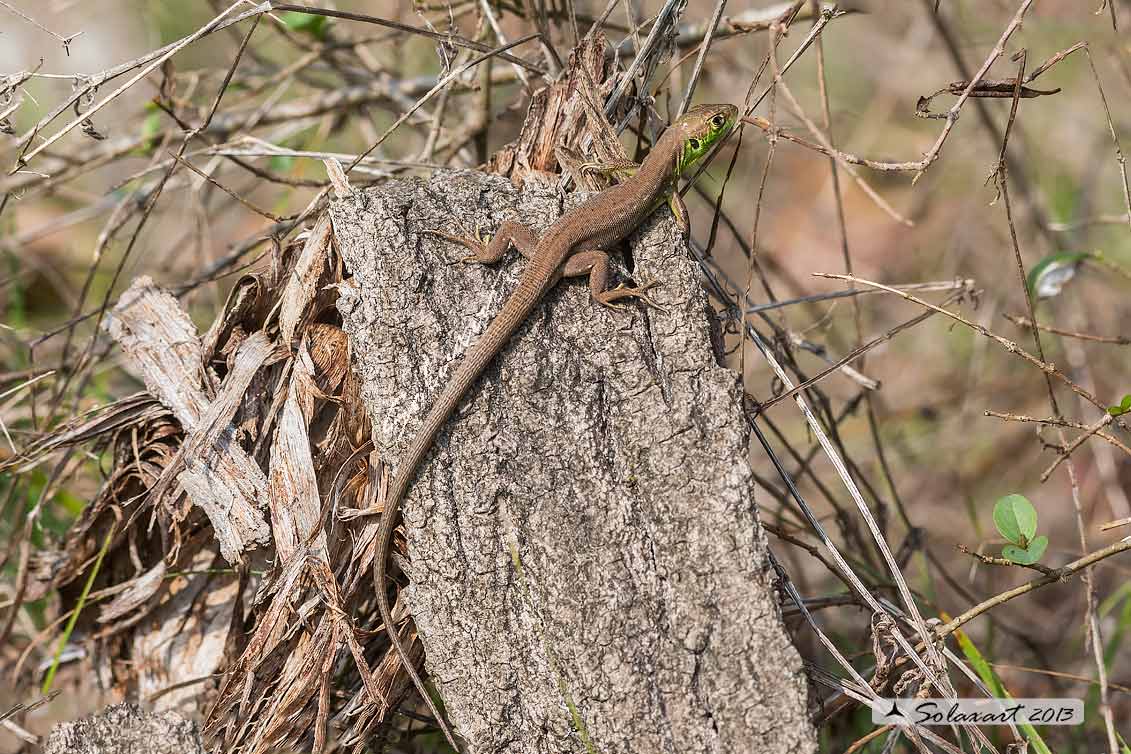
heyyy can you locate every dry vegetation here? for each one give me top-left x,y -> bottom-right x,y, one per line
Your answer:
0,0 -> 1129,752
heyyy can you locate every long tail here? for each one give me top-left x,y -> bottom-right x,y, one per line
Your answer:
373,273 -> 547,749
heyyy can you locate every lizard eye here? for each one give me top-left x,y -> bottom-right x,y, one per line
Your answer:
711,114 -> 725,128
688,137 -> 701,151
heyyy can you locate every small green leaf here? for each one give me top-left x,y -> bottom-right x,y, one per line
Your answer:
1026,252 -> 1090,299
281,11 -> 327,38
993,494 -> 1037,545
1002,535 -> 1047,565
1109,395 -> 1131,416
1002,544 -> 1029,563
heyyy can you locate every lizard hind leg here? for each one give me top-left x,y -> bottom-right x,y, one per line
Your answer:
426,220 -> 539,264
563,249 -> 664,311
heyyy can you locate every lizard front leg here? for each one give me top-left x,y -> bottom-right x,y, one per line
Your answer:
668,191 -> 690,236
562,249 -> 662,310
579,158 -> 641,182
426,220 -> 538,263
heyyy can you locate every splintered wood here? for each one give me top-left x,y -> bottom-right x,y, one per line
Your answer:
106,278 -> 271,563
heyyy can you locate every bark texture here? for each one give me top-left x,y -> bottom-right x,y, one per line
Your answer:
42,703 -> 204,754
330,171 -> 815,754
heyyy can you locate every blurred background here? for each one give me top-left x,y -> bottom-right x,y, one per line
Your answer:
1,0 -> 1128,751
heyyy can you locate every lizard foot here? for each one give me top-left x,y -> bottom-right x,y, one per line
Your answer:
579,160 -> 610,180
596,279 -> 666,312
423,227 -> 492,264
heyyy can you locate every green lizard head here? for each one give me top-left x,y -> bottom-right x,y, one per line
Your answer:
673,103 -> 738,175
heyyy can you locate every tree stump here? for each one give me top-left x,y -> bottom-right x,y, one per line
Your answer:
42,703 -> 204,754
330,171 -> 815,754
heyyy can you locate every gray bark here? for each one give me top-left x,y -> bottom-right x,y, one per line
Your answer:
331,171 -> 816,754
42,703 -> 204,754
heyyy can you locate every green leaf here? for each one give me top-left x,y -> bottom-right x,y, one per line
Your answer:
281,11 -> 327,39
1109,396 -> 1131,416
1026,252 -> 1090,300
993,494 -> 1037,546
139,111 -> 161,151
1097,580 -> 1131,619
952,627 -> 1053,754
43,526 -> 114,693
1003,535 -> 1047,565
269,155 -> 295,174
1001,544 -> 1030,564
1094,590 -> 1131,722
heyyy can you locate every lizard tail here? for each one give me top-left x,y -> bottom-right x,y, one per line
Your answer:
390,276 -> 545,508
374,273 -> 548,750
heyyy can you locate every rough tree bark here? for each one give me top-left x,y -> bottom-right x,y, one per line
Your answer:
42,703 -> 204,754
330,171 -> 816,754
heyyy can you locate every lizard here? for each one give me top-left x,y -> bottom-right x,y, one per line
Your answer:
370,103 -> 738,751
